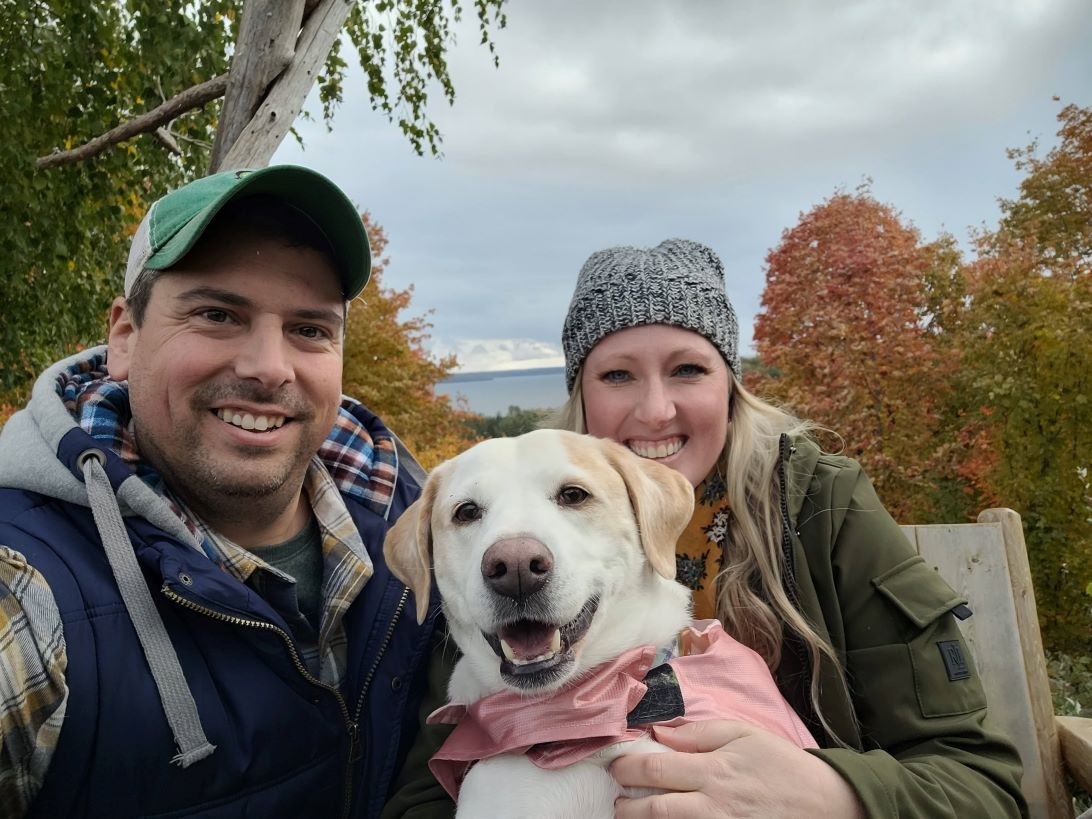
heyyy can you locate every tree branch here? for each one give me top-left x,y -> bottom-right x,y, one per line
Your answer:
35,73 -> 229,170
154,127 -> 183,156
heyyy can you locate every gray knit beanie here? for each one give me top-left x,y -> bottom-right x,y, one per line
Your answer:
562,238 -> 741,392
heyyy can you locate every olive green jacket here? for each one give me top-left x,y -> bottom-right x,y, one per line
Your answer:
382,436 -> 1027,818
773,435 -> 1025,817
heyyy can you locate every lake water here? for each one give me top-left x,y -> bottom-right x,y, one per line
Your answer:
436,367 -> 567,416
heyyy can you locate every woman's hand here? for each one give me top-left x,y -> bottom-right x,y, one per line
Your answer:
612,720 -> 866,818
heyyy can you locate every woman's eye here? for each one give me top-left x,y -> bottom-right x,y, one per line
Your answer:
557,486 -> 590,506
602,370 -> 630,384
674,363 -> 708,377
453,501 -> 482,523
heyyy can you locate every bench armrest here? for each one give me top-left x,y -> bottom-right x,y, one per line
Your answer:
1056,715 -> 1092,794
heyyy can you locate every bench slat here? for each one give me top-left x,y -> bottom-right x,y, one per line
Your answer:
900,512 -> 1073,819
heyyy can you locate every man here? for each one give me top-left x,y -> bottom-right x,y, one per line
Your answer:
0,166 -> 445,817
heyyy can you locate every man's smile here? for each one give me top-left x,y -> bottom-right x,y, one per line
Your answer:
214,407 -> 288,431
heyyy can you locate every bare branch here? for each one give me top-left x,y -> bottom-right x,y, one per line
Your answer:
35,73 -> 229,170
154,128 -> 183,156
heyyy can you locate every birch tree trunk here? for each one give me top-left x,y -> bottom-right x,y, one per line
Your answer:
208,0 -> 306,171
215,0 -> 356,170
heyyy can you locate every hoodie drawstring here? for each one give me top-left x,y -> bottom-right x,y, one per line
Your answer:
81,453 -> 216,768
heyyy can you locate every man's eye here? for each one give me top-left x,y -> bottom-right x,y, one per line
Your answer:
556,486 -> 590,506
201,309 -> 231,323
297,325 -> 328,340
453,501 -> 482,523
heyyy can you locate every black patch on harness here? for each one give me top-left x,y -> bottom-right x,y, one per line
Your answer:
627,664 -> 684,727
937,640 -> 970,681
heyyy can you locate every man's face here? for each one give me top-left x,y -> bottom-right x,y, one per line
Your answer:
108,229 -> 345,515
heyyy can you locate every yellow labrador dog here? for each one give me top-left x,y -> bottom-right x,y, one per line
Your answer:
384,429 -> 812,818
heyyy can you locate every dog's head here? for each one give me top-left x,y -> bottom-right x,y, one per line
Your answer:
384,429 -> 695,694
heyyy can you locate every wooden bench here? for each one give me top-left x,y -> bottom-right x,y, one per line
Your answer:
901,508 -> 1092,819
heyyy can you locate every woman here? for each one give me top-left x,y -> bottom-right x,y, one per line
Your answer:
555,239 -> 1025,818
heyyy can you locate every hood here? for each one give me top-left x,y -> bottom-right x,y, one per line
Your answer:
0,346 -> 106,506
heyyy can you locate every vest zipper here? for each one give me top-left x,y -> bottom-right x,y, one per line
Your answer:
162,583 -> 412,819
340,586 -> 410,818
160,587 -> 354,798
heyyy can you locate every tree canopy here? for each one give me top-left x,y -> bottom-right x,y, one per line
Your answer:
465,405 -> 549,439
752,187 -> 959,522
952,103 -> 1092,649
1,1 -> 234,395
753,103 -> 1091,652
1,0 -> 506,399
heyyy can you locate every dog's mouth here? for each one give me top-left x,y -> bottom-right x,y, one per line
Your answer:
482,597 -> 599,690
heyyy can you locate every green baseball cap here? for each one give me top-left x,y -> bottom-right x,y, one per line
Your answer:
125,165 -> 371,299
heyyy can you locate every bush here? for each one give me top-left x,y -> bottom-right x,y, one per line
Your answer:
464,405 -> 548,439
1048,650 -> 1092,813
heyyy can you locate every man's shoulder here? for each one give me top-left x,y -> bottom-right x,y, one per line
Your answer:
0,486 -> 68,526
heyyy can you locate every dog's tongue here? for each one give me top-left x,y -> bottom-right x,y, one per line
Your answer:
499,621 -> 556,660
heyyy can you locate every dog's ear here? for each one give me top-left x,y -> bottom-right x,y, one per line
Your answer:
602,439 -> 694,579
384,467 -> 443,624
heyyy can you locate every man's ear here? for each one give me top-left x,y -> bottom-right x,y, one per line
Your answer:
107,297 -> 137,380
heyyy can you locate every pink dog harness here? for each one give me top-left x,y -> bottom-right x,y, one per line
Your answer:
427,619 -> 816,799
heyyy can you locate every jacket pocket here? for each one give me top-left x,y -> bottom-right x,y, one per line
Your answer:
851,557 -> 986,725
872,555 -> 964,628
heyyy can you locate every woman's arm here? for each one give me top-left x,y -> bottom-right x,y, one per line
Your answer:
805,460 -> 1025,817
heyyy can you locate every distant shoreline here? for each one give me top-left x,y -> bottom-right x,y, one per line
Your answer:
442,365 -> 565,384
436,366 -> 567,415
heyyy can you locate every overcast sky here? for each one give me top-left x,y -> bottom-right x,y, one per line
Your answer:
273,0 -> 1092,372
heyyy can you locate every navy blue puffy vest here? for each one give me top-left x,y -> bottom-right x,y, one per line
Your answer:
0,483 -> 437,819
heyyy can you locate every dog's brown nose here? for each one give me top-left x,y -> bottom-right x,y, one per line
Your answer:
481,537 -> 554,601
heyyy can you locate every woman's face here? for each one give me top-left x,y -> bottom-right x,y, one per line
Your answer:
581,324 -> 730,487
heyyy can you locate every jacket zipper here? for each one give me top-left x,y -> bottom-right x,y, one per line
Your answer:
775,435 -> 823,739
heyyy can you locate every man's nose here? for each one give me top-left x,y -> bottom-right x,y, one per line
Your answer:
633,379 -> 676,427
234,324 -> 294,389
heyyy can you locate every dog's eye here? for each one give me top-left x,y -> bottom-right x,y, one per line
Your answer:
453,501 -> 482,523
556,486 -> 590,506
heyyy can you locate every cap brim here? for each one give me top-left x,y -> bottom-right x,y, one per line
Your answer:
144,166 -> 371,299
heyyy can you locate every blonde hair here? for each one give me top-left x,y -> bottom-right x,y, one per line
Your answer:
551,371 -> 850,745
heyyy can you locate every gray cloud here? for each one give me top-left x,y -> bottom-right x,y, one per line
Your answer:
274,0 -> 1091,369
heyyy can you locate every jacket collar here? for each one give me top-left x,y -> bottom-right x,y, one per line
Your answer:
778,433 -> 822,532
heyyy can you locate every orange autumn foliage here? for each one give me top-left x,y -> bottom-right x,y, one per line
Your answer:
752,189 -> 959,522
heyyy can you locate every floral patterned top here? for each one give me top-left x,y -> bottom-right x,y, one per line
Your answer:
675,470 -> 730,620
